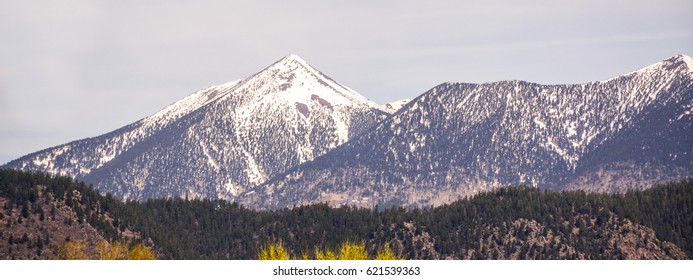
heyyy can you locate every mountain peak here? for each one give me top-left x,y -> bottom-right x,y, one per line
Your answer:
239,54 -> 382,110
602,54 -> 693,83
662,54 -> 692,65
279,54 -> 307,63
641,54 -> 693,78
270,54 -> 312,72
672,53 -> 691,60
673,54 -> 693,70
3,53 -> 391,202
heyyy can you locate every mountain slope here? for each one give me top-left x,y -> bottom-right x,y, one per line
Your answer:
242,55 -> 693,209
4,55 -> 389,200
0,169 -> 145,260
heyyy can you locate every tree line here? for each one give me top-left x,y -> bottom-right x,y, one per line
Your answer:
1,169 -> 691,259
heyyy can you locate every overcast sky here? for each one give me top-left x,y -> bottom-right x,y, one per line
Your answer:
1,0 -> 692,164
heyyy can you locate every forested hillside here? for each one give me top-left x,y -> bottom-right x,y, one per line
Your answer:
1,169 -> 690,259
0,170 -> 151,259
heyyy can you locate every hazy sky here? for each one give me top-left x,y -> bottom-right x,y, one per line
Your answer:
1,0 -> 692,164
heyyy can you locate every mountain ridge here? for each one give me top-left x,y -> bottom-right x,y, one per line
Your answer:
240,54 -> 693,209
3,54 -> 692,209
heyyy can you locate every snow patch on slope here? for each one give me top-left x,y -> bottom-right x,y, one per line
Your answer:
384,99 -> 412,113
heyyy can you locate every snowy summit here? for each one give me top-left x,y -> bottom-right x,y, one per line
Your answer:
3,55 -> 391,201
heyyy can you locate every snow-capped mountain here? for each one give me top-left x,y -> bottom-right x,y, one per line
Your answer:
241,54 -> 693,209
3,55 -> 390,200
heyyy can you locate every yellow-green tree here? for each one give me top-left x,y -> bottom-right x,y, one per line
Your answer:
128,243 -> 156,260
96,240 -> 129,260
314,248 -> 337,260
257,240 -> 403,260
337,242 -> 370,260
56,240 -> 89,260
375,246 -> 403,260
258,241 -> 290,260
58,239 -> 155,260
